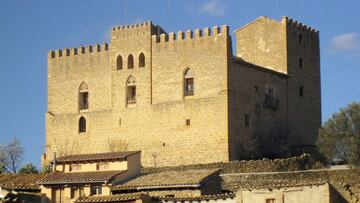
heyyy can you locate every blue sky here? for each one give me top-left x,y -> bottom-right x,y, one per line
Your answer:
0,0 -> 359,169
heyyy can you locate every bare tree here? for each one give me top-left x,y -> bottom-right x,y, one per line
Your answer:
0,138 -> 24,173
106,138 -> 129,152
53,138 -> 83,157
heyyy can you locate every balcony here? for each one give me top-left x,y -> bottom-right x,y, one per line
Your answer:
184,90 -> 194,96
263,95 -> 279,110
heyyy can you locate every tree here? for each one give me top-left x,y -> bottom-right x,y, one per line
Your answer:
317,102 -> 360,165
0,138 -> 24,173
19,163 -> 38,174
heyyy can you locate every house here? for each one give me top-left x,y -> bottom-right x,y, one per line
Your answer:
37,151 -> 141,203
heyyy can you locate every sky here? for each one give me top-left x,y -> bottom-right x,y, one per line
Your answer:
0,0 -> 359,169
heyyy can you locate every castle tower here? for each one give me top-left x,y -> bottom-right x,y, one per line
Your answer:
234,16 -> 321,153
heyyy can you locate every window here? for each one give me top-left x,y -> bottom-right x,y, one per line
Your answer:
139,53 -> 145,67
116,55 -> 123,70
71,187 -> 84,199
264,85 -> 279,109
79,82 -> 89,111
245,115 -> 250,126
254,85 -> 258,93
90,185 -> 102,196
186,119 -> 191,126
128,54 -> 134,69
184,68 -> 194,96
126,76 -> 136,106
79,117 -> 86,133
96,163 -> 109,170
298,34 -> 302,44
299,58 -> 303,68
299,86 -> 304,97
266,198 -> 276,203
70,164 -> 82,172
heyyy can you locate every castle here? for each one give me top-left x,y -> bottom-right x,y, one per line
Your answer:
44,16 -> 321,167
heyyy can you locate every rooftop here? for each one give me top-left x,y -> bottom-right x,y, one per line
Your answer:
112,169 -> 220,191
75,193 -> 150,203
55,151 -> 140,164
0,173 -> 48,190
37,170 -> 125,185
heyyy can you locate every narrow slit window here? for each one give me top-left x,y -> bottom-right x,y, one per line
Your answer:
299,58 -> 303,68
245,114 -> 250,126
299,86 -> 304,97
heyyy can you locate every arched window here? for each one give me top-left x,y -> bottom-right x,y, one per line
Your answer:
128,54 -> 134,69
79,82 -> 88,111
139,53 -> 145,68
79,116 -> 86,133
126,76 -> 136,106
184,68 -> 194,96
116,55 -> 123,70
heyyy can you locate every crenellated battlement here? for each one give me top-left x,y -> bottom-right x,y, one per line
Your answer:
111,21 -> 166,41
284,17 -> 319,35
151,25 -> 229,44
111,20 -> 152,31
48,43 -> 109,59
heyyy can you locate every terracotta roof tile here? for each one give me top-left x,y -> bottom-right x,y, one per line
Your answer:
37,170 -> 125,185
75,193 -> 149,203
112,169 -> 220,190
56,151 -> 140,164
0,173 -> 48,190
159,193 -> 236,201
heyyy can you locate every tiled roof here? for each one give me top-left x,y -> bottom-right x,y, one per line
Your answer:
112,169 -> 220,190
0,173 -> 48,190
56,151 -> 140,164
37,170 -> 125,185
159,193 -> 236,201
75,193 -> 149,203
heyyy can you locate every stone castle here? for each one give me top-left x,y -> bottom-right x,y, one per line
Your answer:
44,16 -> 321,167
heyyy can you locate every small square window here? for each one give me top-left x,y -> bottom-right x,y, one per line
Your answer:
266,198 -> 276,203
186,119 -> 191,126
245,115 -> 250,126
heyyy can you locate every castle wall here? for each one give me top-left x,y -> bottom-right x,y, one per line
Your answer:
228,60 -> 288,160
46,23 -> 232,167
235,17 -> 288,74
234,16 -> 321,154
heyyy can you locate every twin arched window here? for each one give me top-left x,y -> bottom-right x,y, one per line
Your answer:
116,53 -> 145,70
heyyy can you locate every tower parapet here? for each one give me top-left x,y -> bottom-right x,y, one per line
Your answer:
151,25 -> 229,44
48,43 -> 109,59
111,21 -> 166,42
